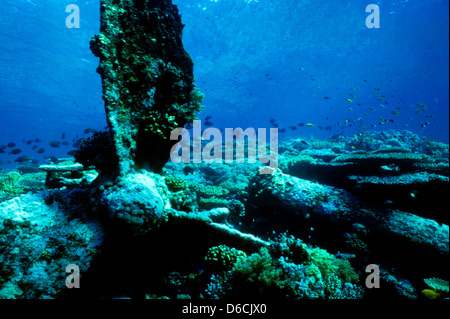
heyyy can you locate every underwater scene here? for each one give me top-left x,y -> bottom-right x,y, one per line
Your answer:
0,0 -> 449,307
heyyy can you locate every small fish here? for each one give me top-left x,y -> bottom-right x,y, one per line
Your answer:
37,148 -> 45,154
279,128 -> 286,133
421,289 -> 441,299
15,155 -> 33,163
417,103 -> 427,108
368,107 -> 375,111
204,121 -> 214,127
9,148 -> 22,155
271,122 -> 279,128
345,98 -> 353,103
205,115 -> 212,121
352,223 -> 366,232
297,122 -> 305,127
269,118 -> 276,124
7,142 -> 16,148
306,123 -> 315,127
323,97 -> 330,100
289,125 -> 297,130
49,141 -> 61,148
62,141 -> 70,146
391,110 -> 401,115
35,138 -> 41,143
0,148 -> 5,154
26,139 -> 33,145
349,107 -> 353,112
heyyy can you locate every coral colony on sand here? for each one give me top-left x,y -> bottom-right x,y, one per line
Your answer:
0,0 -> 448,301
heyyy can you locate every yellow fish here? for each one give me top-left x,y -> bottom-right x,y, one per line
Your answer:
306,123 -> 315,127
421,289 -> 441,299
349,107 -> 353,112
345,98 -> 353,103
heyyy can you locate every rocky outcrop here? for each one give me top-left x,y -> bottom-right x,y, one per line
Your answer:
90,0 -> 203,175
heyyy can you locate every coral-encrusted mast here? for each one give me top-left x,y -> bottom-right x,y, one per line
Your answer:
90,0 -> 203,175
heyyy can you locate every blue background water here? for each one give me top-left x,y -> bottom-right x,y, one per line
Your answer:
0,0 -> 448,168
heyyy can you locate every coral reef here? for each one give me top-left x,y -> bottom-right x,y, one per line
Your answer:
279,131 -> 449,223
0,193 -> 104,298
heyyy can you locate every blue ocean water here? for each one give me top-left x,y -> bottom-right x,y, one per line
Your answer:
0,0 -> 448,167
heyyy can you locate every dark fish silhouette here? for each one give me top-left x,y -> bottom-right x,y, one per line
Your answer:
297,123 -> 305,127
204,121 -> 214,127
62,141 -> 70,146
271,122 -> 279,128
49,141 -> 61,148
26,140 -> 33,145
0,148 -> 5,154
32,145 -> 38,150
35,138 -> 42,143
7,142 -> 16,148
289,126 -> 297,130
205,115 -> 212,121
279,128 -> 286,133
15,155 -> 33,163
37,148 -> 45,154
62,132 -> 66,139
9,148 -> 22,155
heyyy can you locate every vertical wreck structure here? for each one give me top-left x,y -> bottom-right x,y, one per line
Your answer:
90,0 -> 203,175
